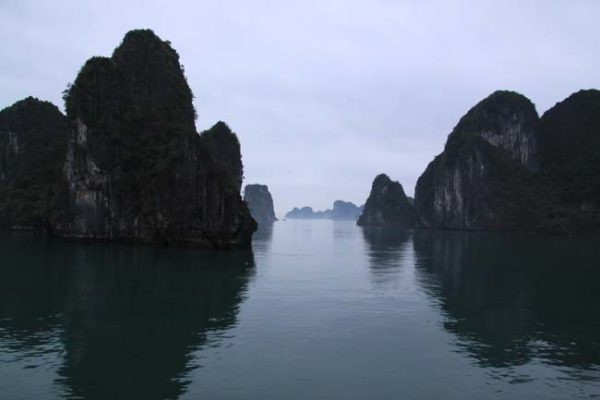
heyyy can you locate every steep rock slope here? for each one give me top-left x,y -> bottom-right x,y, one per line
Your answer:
243,184 -> 277,225
53,29 -> 255,246
538,89 -> 600,231
414,91 -> 541,231
357,174 -> 415,227
0,97 -> 69,228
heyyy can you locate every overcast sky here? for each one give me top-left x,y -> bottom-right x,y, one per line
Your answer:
2,0 -> 599,216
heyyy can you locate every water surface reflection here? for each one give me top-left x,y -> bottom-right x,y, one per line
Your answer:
361,228 -> 412,290
412,230 -> 600,372
251,223 -> 274,255
0,234 -> 254,399
2,226 -> 600,400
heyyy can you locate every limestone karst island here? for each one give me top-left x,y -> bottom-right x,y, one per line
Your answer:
2,4 -> 600,399
1,30 -> 255,247
2,43 -> 597,240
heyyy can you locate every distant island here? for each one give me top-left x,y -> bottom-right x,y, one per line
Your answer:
285,200 -> 363,220
357,174 -> 415,228
244,184 -> 277,226
0,29 -> 255,247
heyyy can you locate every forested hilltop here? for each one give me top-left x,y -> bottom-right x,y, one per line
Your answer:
0,29 -> 256,247
1,30 -> 598,239
414,90 -> 600,233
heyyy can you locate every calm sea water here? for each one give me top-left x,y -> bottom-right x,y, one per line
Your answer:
1,220 -> 599,399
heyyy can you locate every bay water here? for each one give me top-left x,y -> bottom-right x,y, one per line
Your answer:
1,220 -> 599,399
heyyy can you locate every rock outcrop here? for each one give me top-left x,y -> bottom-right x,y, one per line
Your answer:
0,97 -> 69,228
243,184 -> 277,225
48,29 -> 255,247
414,91 -> 541,231
0,30 -> 256,246
414,89 -> 600,233
357,174 -> 415,227
537,89 -> 600,232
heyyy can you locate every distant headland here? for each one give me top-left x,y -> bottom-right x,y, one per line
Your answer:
285,201 -> 363,221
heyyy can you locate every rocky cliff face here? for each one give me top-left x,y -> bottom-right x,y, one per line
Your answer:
0,97 -> 69,228
357,174 -> 415,227
243,184 -> 277,225
537,89 -> 600,231
450,91 -> 540,171
51,29 -> 255,247
415,91 -> 541,231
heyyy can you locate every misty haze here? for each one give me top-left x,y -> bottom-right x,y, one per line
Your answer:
1,1 -> 599,399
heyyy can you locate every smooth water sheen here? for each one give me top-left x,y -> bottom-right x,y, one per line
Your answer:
1,221 -> 599,399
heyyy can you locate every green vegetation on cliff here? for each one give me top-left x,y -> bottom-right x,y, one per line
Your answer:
54,29 -> 255,246
62,30 -> 197,199
358,174 -> 415,227
0,97 -> 68,228
0,29 -> 255,246
415,91 -> 541,230
201,121 -> 244,191
415,89 -> 600,233
538,89 -> 600,231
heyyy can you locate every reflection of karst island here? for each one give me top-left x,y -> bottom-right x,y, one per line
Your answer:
0,237 -> 255,398
412,230 -> 600,369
